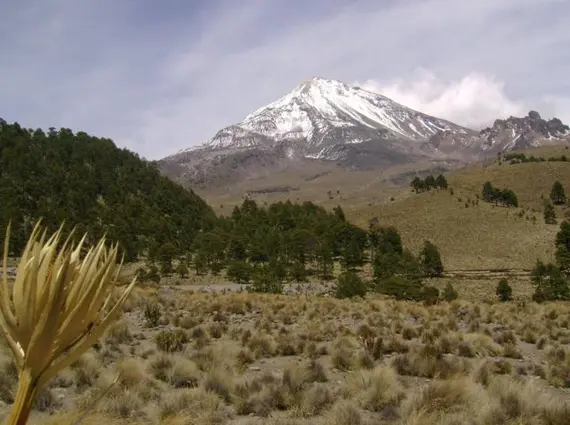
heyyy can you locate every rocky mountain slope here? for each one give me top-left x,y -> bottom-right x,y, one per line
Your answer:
158,78 -> 569,188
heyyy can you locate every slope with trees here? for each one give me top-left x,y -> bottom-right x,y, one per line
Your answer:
0,119 -> 216,260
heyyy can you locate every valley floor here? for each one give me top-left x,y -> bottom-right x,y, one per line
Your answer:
1,279 -> 569,425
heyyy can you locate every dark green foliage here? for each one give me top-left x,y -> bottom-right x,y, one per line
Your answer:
531,260 -> 570,302
226,260 -> 252,284
289,260 -> 308,282
435,174 -> 448,189
376,276 -> 424,301
247,266 -> 284,294
335,271 -> 367,299
0,119 -> 214,260
481,182 -> 518,207
442,282 -> 459,301
550,181 -> 567,205
544,202 -> 557,224
496,278 -> 513,302
503,152 -> 569,164
419,240 -> 444,277
555,220 -> 570,274
175,261 -> 189,278
422,286 -> 440,305
410,174 -> 448,193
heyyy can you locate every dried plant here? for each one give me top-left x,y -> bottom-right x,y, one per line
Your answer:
0,222 -> 137,424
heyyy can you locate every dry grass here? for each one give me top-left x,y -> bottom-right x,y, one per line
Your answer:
1,286 -> 568,425
196,145 -> 570,270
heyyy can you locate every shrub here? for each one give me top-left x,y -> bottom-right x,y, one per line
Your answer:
144,302 -> 162,328
248,267 -> 283,294
496,279 -> 513,302
155,329 -> 189,353
377,276 -> 423,301
335,271 -> 367,299
442,282 -> 459,301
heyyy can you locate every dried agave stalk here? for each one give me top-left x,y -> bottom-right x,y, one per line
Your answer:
0,222 -> 137,425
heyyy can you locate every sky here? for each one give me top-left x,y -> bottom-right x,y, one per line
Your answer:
1,0 -> 570,160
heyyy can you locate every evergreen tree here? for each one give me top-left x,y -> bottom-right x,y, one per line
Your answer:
226,260 -> 252,284
314,238 -> 334,279
550,180 -> 567,205
333,205 -> 346,222
410,177 -> 425,193
424,175 -> 437,190
248,266 -> 283,294
531,260 -> 570,302
419,240 -> 444,277
482,181 -> 495,202
175,261 -> 189,278
496,278 -> 513,302
555,220 -> 570,273
544,202 -> 557,224
435,174 -> 448,189
335,271 -> 367,299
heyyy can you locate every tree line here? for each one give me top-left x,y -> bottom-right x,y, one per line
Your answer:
410,174 -> 448,193
481,182 -> 518,207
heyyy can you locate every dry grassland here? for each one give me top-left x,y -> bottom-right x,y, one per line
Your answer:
2,283 -> 570,425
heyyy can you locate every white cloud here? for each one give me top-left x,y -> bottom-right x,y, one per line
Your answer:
358,70 -> 528,129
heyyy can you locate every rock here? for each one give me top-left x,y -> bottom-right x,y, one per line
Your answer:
249,366 -> 261,371
528,110 -> 541,120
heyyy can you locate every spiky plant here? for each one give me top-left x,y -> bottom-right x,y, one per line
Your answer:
0,222 -> 137,425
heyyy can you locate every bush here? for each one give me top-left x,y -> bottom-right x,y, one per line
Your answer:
146,264 -> 161,284
496,278 -> 513,302
175,261 -> 189,278
376,276 -> 423,301
144,302 -> 162,328
335,271 -> 367,299
442,282 -> 459,301
155,329 -> 188,353
226,260 -> 252,284
247,267 -> 283,294
422,286 -> 439,306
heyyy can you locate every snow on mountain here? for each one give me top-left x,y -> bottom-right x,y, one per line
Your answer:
158,77 -> 570,188
197,77 -> 469,155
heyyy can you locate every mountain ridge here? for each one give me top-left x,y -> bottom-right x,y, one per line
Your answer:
159,77 -> 570,188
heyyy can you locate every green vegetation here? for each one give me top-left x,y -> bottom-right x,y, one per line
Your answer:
0,119 -> 215,261
481,181 -> 519,207
410,174 -> 448,193
496,278 -> 513,302
501,151 -> 568,164
544,202 -> 557,224
550,180 -> 567,205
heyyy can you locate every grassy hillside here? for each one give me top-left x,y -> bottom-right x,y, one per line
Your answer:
199,145 -> 570,270
0,119 -> 215,260
349,146 -> 570,269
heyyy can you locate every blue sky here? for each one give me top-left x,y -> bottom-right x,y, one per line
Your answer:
1,0 -> 570,159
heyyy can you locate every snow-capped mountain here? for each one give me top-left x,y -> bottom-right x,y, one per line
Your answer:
159,77 -> 570,188
174,77 -> 471,156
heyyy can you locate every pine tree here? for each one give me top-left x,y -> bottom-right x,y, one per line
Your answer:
550,180 -> 567,205
424,175 -> 437,190
531,260 -> 570,302
226,260 -> 252,284
482,182 -> 494,202
544,202 -> 557,224
419,240 -> 444,277
435,174 -> 448,189
555,220 -> 570,273
496,278 -> 513,302
335,271 -> 367,299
